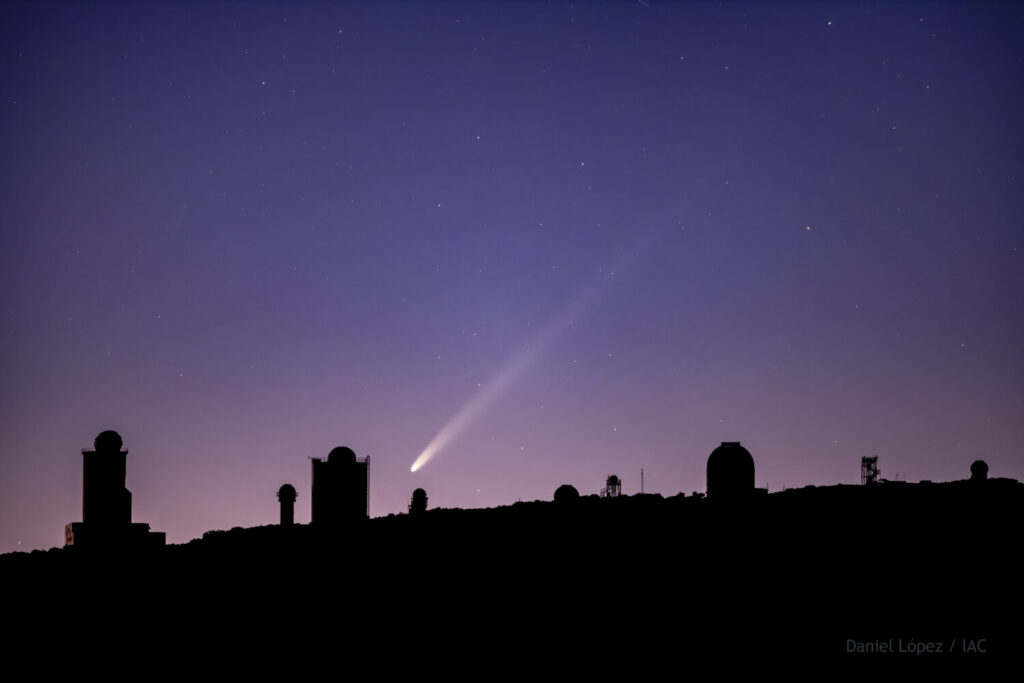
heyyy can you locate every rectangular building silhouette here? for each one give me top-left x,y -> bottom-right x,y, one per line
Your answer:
311,447 -> 369,525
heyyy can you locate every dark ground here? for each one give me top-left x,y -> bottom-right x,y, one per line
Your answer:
3,478 -> 1019,671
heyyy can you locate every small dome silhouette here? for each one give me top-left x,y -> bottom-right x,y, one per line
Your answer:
706,442 -> 754,499
607,475 -> 620,486
94,430 -> 124,453
327,446 -> 356,463
277,484 -> 297,502
409,488 -> 428,514
970,460 -> 989,481
554,484 -> 580,503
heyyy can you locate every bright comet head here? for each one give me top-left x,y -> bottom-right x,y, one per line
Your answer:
410,448 -> 433,472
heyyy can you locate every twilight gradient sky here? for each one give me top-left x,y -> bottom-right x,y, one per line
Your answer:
2,1 -> 1022,553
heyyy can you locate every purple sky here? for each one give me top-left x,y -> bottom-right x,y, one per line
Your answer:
2,2 -> 1022,554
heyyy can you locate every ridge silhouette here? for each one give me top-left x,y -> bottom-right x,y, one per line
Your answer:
2,434 -> 1019,669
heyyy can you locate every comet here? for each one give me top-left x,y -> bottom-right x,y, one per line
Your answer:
410,227 -> 668,473
410,304 -> 574,473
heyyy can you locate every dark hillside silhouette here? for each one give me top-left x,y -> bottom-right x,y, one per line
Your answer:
2,436 -> 1019,669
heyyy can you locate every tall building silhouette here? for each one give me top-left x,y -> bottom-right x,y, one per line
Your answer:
64,430 -> 165,548
278,483 -> 297,526
311,446 -> 369,525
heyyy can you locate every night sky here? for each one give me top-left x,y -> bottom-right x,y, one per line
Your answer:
2,2 -> 1022,554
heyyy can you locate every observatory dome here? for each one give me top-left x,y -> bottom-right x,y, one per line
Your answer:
554,484 -> 580,503
94,430 -> 124,453
277,483 -> 297,502
706,442 -> 754,499
970,460 -> 989,481
327,446 -> 356,463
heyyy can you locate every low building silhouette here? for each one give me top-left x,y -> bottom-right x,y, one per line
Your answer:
970,460 -> 989,482
64,430 -> 165,548
861,455 -> 880,485
706,442 -> 754,500
554,484 -> 579,503
601,475 -> 622,498
311,446 -> 369,525
409,488 -> 428,515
